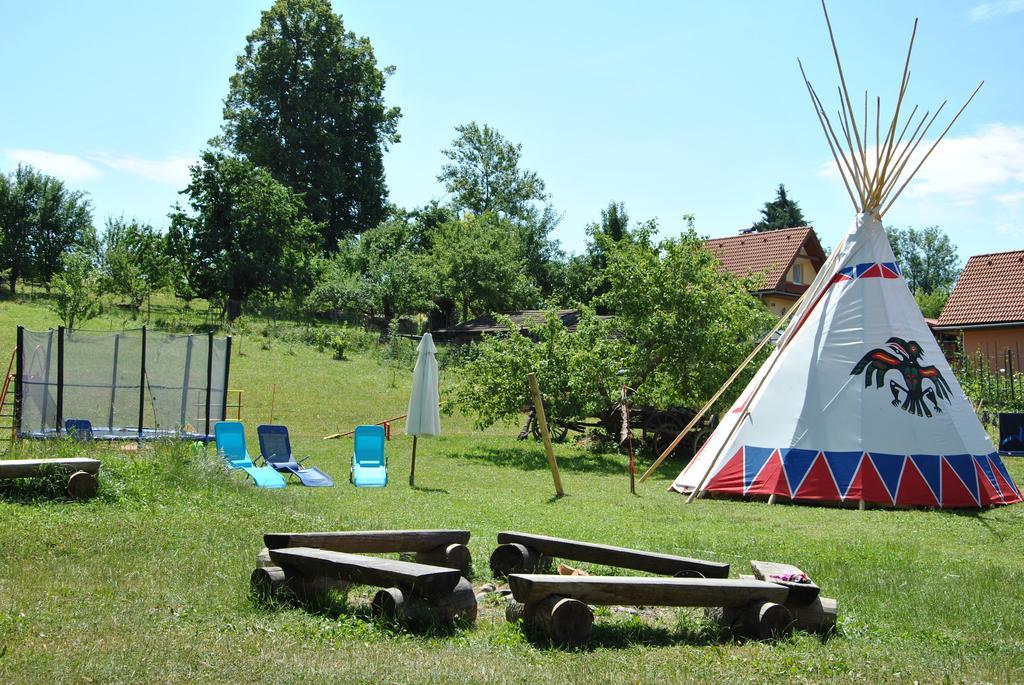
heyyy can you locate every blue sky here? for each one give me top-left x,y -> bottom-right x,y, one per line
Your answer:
2,1 -> 1022,262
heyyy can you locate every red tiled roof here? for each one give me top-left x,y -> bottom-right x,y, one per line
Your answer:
936,250 -> 1024,327
703,226 -> 826,292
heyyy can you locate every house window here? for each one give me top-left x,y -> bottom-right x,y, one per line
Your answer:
792,263 -> 804,284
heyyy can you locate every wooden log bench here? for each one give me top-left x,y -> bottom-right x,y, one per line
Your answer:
506,574 -> 790,647
0,458 -> 101,499
490,531 -> 729,579
709,562 -> 837,636
264,529 -> 472,576
253,546 -> 477,626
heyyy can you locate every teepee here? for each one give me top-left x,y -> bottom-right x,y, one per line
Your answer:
660,3 -> 1021,508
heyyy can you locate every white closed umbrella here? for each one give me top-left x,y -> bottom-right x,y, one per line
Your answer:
406,332 -> 440,485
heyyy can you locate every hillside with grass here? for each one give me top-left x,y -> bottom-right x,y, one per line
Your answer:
1,296 -> 1023,684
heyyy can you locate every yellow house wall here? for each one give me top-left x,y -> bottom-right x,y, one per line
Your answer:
788,256 -> 818,286
762,294 -> 797,317
962,326 -> 1024,371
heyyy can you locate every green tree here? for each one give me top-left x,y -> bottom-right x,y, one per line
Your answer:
221,0 -> 400,250
50,251 -> 101,329
429,213 -> 538,321
915,287 -> 951,319
306,218 -> 431,327
562,201 -> 641,306
599,224 -> 775,409
885,225 -> 960,294
438,123 -> 563,296
447,224 -> 775,437
444,309 -> 621,431
438,122 -> 546,219
100,217 -> 172,310
0,165 -> 93,293
750,184 -> 807,232
167,152 -> 317,320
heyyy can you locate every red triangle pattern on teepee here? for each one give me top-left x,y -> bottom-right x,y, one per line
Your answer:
848,454 -> 893,505
704,446 -> 746,494
990,460 -> 1020,504
880,263 -> 900,278
974,460 -> 1001,506
940,458 -> 979,508
745,449 -> 786,497
793,452 -> 840,501
858,263 -> 883,279
895,458 -> 938,507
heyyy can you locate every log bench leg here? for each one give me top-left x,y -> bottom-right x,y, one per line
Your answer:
489,543 -> 551,578
66,470 -> 98,499
705,600 -> 793,641
506,596 -> 593,648
371,577 -> 477,626
414,543 -> 472,577
250,565 -> 349,605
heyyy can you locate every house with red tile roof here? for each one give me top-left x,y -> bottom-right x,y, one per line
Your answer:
704,226 -> 827,317
935,249 -> 1024,371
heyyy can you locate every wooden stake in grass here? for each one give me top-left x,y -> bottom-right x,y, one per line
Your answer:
528,372 -> 564,497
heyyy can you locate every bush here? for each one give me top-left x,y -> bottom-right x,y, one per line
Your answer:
50,252 -> 101,329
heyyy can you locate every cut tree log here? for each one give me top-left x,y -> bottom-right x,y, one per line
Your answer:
489,543 -> 551,578
496,531 -> 729,578
750,560 -> 819,605
705,600 -> 794,640
250,565 -> 349,604
0,457 -> 101,479
413,543 -> 472,576
371,578 -> 477,626
506,596 -> 593,648
507,574 -> 788,607
268,547 -> 460,599
263,530 -> 470,554
738,574 -> 836,634
65,470 -> 99,499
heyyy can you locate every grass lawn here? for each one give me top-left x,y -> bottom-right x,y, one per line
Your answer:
1,297 -> 1023,684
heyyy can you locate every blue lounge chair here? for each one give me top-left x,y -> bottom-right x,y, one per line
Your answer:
257,424 -> 334,487
213,421 -> 286,489
64,419 -> 94,442
352,425 -> 387,487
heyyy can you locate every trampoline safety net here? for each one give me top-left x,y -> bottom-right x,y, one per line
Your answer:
16,327 -> 231,440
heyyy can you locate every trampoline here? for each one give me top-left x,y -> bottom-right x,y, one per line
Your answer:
15,326 -> 232,442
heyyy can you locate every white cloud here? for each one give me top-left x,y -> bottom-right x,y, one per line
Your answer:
969,0 -> 1024,22
995,190 -> 1024,205
4,149 -> 101,181
90,153 -> 195,186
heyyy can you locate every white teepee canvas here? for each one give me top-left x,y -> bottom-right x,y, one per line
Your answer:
666,3 -> 1021,508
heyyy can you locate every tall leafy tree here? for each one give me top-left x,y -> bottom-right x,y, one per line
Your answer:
438,122 -> 547,219
750,183 -> 807,232
886,225 -> 960,294
0,165 -> 93,293
167,152 -> 317,320
438,122 -> 563,296
220,0 -> 401,251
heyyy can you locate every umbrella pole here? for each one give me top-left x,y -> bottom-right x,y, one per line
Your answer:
410,435 -> 417,486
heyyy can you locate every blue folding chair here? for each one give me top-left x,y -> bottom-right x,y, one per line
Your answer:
64,419 -> 94,442
352,425 -> 387,487
257,425 -> 333,487
213,421 -> 286,489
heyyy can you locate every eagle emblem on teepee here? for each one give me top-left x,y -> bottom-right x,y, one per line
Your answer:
851,337 -> 952,417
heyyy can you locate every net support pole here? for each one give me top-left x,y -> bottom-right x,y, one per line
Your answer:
221,336 -> 232,423
138,325 -> 147,442
179,335 -> 193,429
14,326 -> 24,439
204,332 -> 214,440
56,326 -> 65,433
40,331 -> 54,431
108,333 -> 120,431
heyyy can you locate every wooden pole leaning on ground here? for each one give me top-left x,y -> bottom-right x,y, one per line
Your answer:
528,372 -> 564,497
323,414 -> 407,440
